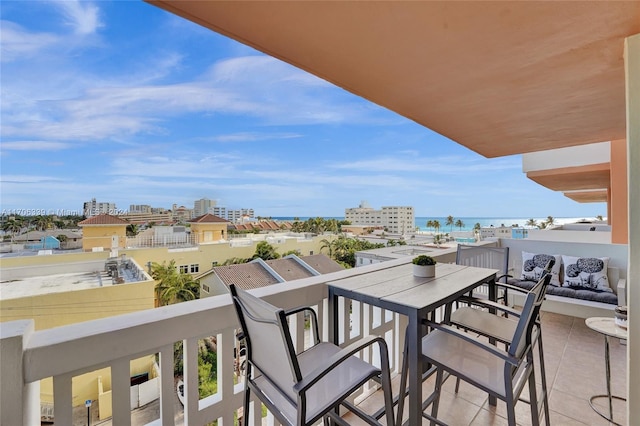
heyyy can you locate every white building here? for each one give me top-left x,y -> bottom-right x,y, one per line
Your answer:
345,202 -> 415,235
129,204 -> 152,214
479,225 -> 513,239
83,198 -> 117,217
212,206 -> 254,222
194,198 -> 216,217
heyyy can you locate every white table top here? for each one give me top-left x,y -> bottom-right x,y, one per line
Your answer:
586,317 -> 628,340
328,263 -> 498,314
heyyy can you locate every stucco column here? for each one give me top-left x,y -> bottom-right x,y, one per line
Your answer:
0,320 -> 39,425
610,139 -> 628,244
625,33 -> 640,425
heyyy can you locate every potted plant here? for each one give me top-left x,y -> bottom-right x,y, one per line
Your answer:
412,255 -> 436,277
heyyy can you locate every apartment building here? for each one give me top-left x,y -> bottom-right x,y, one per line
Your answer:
83,198 -> 118,217
345,202 -> 415,235
194,198 -> 216,217
212,206 -> 255,222
129,204 -> 152,214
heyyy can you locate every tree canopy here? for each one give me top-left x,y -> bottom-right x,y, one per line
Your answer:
151,260 -> 199,306
320,235 -> 384,268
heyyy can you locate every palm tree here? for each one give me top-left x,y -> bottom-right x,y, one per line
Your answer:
151,260 -> 198,306
33,215 -> 52,231
2,218 -> 24,242
546,216 -> 556,227
432,220 -> 441,234
596,215 -> 604,221
126,224 -> 140,236
252,241 -> 280,260
525,218 -> 538,228
426,220 -> 434,233
320,238 -> 334,257
446,215 -> 455,232
455,219 -> 464,230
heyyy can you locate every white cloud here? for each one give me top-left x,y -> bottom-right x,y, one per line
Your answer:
1,141 -> 72,151
55,0 -> 102,35
209,132 -> 302,143
328,155 -> 520,174
0,21 -> 59,62
0,174 -> 66,184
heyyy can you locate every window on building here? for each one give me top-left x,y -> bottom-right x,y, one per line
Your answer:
202,284 -> 210,293
309,251 -> 314,255
179,265 -> 189,274
212,261 -> 218,267
190,264 -> 199,273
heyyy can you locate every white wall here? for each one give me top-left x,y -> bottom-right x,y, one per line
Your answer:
527,229 -> 612,244
522,141 -> 610,172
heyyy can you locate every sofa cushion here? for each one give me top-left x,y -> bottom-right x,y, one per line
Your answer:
521,251 -> 562,286
510,279 -> 618,305
561,255 -> 612,293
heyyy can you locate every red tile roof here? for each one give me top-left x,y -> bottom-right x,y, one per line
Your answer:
79,214 -> 129,226
266,258 -> 315,281
213,263 -> 280,290
300,254 -> 345,274
189,213 -> 229,224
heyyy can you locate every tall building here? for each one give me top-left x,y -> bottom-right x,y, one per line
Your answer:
345,202 -> 415,235
194,198 -> 216,217
83,198 -> 117,217
129,204 -> 152,214
212,207 -> 254,222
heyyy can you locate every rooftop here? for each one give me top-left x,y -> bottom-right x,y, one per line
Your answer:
79,214 -> 129,226
0,257 -> 150,299
188,213 -> 229,224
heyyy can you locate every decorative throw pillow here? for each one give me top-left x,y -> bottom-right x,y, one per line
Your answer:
521,252 -> 562,286
561,255 -> 611,292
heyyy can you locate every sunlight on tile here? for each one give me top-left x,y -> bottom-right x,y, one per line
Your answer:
353,313 -> 627,426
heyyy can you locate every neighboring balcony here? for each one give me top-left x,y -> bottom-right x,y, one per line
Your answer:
1,249 -> 627,425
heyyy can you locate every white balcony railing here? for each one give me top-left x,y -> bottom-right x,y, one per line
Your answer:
1,257 -> 416,426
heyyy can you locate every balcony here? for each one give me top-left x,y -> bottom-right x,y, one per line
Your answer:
1,253 -> 627,425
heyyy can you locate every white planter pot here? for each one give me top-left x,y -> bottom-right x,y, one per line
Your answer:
413,264 -> 435,278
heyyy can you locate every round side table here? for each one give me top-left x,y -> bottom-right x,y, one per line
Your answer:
585,317 -> 627,426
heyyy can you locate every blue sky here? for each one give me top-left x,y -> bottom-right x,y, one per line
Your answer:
0,1 -> 607,219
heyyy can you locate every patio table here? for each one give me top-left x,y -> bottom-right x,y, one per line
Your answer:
328,262 -> 497,426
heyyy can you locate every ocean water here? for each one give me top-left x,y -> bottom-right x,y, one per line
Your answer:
272,216 -> 602,233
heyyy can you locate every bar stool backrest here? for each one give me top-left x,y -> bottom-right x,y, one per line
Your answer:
230,285 -> 300,402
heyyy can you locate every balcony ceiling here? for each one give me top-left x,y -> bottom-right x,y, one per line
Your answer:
564,190 -> 608,204
148,1 -> 639,158
526,162 -> 611,192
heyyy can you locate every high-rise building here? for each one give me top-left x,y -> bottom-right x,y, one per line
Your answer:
129,204 -> 152,214
345,202 -> 415,235
194,198 -> 216,217
83,198 -> 117,217
212,207 -> 254,222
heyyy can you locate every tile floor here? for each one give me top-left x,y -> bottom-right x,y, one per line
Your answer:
349,312 -> 628,425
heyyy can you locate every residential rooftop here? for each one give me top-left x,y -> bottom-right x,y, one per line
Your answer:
0,257 -> 150,300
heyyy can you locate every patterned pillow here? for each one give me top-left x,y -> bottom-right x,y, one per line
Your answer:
521,252 -> 562,286
561,255 -> 611,292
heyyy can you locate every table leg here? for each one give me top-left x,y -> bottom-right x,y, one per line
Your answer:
328,288 -> 338,346
488,278 -> 497,406
589,335 -> 626,426
407,311 -> 422,426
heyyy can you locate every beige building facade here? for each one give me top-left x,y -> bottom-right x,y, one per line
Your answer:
345,202 -> 415,235
0,257 -> 155,413
79,214 -> 129,251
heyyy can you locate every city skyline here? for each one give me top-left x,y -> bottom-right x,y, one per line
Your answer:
1,1 -> 607,218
